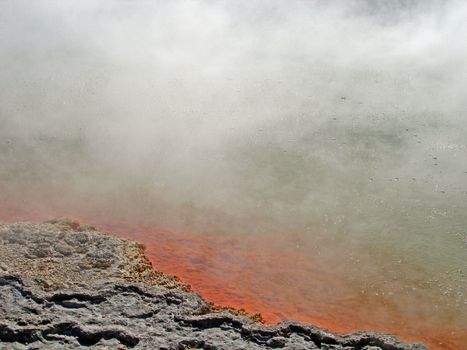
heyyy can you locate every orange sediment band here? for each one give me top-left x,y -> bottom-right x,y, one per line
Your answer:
0,201 -> 465,350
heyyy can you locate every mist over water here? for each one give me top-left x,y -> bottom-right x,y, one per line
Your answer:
1,1 -> 467,348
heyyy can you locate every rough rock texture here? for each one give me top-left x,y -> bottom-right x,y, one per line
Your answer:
0,220 -> 428,350
0,219 -> 184,291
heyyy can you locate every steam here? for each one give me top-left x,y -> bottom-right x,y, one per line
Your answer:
1,0 -> 467,326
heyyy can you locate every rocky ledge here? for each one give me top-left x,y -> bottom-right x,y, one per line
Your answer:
0,220 -> 428,350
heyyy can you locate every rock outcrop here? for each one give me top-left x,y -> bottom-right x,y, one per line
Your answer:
0,220 -> 428,349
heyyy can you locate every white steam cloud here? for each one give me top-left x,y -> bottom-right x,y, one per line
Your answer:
1,1 -> 466,322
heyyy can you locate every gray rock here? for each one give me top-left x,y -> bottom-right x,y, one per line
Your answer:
0,220 -> 428,349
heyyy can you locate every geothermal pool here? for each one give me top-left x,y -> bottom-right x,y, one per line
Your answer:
1,125 -> 467,350
1,1 -> 467,350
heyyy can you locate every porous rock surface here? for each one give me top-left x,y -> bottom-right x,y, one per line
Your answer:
0,220 -> 428,350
